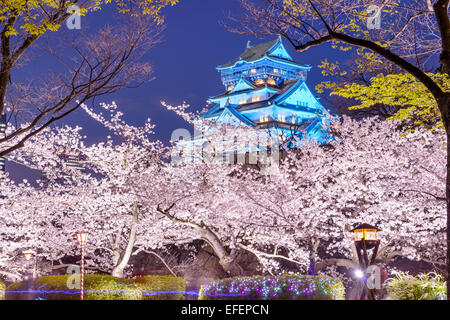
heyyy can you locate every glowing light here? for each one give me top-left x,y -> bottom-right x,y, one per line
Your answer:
252,95 -> 261,102
5,289 -> 247,298
76,232 -> 88,246
23,250 -> 35,261
267,77 -> 276,85
351,224 -> 380,242
199,275 -> 344,300
254,79 -> 265,86
238,98 -> 247,105
355,270 -> 364,278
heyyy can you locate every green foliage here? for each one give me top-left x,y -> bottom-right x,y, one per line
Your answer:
84,275 -> 142,300
385,271 -> 446,300
5,274 -> 185,300
198,274 -> 345,300
330,73 -> 449,130
0,278 -> 5,300
133,275 -> 186,300
4,281 -> 26,300
6,274 -> 141,300
282,0 -> 446,131
0,0 -> 178,37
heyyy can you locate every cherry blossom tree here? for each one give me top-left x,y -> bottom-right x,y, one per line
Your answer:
0,0 -> 179,157
233,0 -> 450,295
1,98 -> 444,287
154,102 -> 290,276
0,101 -> 179,279
0,175 -> 69,280
160,101 -> 445,280
231,116 -> 445,281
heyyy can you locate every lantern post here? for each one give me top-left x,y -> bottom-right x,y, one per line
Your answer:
350,223 -> 381,300
23,249 -> 37,278
76,232 -> 88,300
23,249 -> 37,300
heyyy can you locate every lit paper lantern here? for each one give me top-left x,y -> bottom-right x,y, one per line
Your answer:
350,223 -> 380,249
76,232 -> 88,246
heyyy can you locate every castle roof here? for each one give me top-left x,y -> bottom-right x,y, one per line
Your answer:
202,79 -> 325,120
218,40 -> 278,69
217,38 -> 309,69
210,79 -> 298,102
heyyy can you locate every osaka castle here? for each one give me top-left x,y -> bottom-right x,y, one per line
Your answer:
178,36 -> 331,163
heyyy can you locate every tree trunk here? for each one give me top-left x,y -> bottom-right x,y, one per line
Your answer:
156,205 -> 244,277
111,203 -> 139,278
307,238 -> 320,275
185,220 -> 243,276
308,259 -> 315,275
0,62 -> 10,118
201,230 -> 243,277
218,254 -> 244,277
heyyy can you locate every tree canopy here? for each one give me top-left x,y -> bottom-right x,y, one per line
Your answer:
0,0 -> 178,36
331,73 -> 450,131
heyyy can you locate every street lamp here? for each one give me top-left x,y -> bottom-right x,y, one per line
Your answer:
23,250 -> 37,278
76,232 -> 88,300
350,223 -> 381,300
354,269 -> 364,279
23,250 -> 33,261
23,249 -> 37,300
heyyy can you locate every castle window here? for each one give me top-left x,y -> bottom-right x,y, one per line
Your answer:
254,79 -> 265,86
265,115 -> 269,122
260,115 -> 264,122
238,98 -> 247,104
252,95 -> 261,102
273,68 -> 279,73
277,114 -> 285,122
251,68 -> 257,73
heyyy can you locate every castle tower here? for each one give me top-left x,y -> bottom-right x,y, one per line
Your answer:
199,36 -> 330,144
178,37 -> 331,164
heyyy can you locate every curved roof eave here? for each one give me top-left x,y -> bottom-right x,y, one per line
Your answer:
218,105 -> 255,126
209,86 -> 280,102
216,55 -> 310,71
273,79 -> 305,104
274,80 -> 326,112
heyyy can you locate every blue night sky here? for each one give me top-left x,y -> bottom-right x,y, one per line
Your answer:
10,0 -> 345,180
